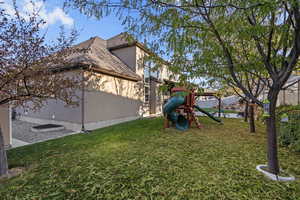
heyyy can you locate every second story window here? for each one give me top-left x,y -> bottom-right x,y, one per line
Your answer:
144,65 -> 150,83
144,61 -> 151,103
144,60 -> 160,80
144,84 -> 150,102
152,70 -> 160,80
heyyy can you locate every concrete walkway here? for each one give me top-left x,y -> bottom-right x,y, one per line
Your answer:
11,138 -> 29,148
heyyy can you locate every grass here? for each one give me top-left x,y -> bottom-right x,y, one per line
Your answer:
202,107 -> 239,114
1,117 -> 300,200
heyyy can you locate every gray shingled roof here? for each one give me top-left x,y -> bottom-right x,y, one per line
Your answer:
107,32 -> 135,49
68,36 -> 141,81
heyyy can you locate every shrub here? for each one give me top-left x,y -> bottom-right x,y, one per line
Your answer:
277,105 -> 300,115
278,110 -> 300,152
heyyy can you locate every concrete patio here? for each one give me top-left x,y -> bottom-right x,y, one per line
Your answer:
11,120 -> 78,148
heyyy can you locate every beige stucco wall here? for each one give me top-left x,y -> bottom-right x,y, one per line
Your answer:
160,63 -> 172,81
17,95 -> 83,124
84,73 -> 146,123
85,72 -> 143,100
84,90 -> 143,123
15,43 -> 172,127
110,46 -> 137,72
110,44 -> 173,83
0,104 -> 11,147
135,46 -> 170,115
136,46 -> 146,77
136,46 -> 173,81
17,69 -> 147,127
16,71 -> 83,124
17,94 -> 82,124
155,83 -> 163,114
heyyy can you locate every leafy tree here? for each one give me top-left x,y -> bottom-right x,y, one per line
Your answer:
208,72 -> 265,133
0,2 -> 80,176
66,0 -> 300,174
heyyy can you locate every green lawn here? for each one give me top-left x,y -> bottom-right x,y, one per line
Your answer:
1,117 -> 300,200
202,107 -> 239,114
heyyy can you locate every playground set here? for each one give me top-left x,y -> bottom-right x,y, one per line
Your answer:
163,87 -> 222,131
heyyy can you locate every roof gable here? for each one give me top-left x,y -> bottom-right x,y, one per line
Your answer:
107,33 -> 135,49
68,36 -> 141,81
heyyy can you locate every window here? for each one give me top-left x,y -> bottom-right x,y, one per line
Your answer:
151,70 -> 160,79
144,62 -> 151,103
157,89 -> 161,103
144,60 -> 160,80
144,84 -> 150,102
144,64 -> 150,81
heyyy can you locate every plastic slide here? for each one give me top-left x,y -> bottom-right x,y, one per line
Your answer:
163,96 -> 189,131
193,105 -> 222,123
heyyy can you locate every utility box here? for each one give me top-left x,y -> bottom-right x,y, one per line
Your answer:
0,104 -> 11,148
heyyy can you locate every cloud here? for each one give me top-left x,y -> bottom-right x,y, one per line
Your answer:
47,8 -> 74,26
0,0 -> 16,16
0,0 -> 74,27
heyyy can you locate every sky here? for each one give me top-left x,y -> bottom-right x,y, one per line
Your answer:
0,0 -> 203,84
0,0 -> 127,43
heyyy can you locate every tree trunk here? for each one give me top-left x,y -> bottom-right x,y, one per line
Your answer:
0,127 -> 8,176
266,96 -> 279,175
249,103 -> 256,133
244,101 -> 249,122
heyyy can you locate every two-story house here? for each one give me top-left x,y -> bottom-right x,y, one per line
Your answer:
15,33 -> 173,132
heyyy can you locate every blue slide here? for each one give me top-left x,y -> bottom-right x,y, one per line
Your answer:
163,96 -> 189,131
163,96 -> 223,131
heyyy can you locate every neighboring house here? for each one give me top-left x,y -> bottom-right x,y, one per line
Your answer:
277,75 -> 300,106
16,33 -> 174,132
260,75 -> 300,106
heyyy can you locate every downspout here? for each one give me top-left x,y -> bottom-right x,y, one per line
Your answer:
81,69 -> 86,133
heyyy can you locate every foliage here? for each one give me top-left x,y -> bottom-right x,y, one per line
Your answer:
0,1 -> 80,109
278,110 -> 300,152
202,107 -> 238,114
171,91 -> 188,97
277,105 -> 300,115
0,0 -> 80,176
275,104 -> 300,127
65,0 -> 300,173
0,118 -> 299,199
66,0 -> 299,103
159,81 -> 204,97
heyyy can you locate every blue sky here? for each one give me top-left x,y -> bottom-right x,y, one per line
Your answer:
47,10 -> 126,43
1,0 -> 203,85
49,1 -> 126,42
1,0 -> 127,43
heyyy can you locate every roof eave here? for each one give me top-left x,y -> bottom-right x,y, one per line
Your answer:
53,63 -> 141,82
108,41 -> 170,66
90,66 -> 141,82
